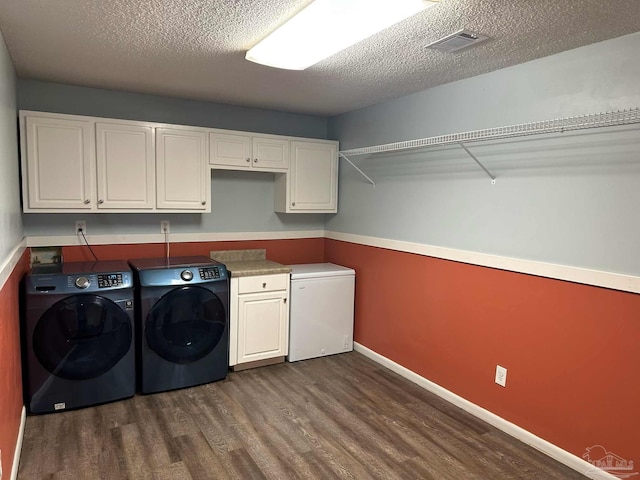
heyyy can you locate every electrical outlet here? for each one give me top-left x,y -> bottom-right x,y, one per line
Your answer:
75,221 -> 86,235
495,365 -> 507,387
160,220 -> 170,233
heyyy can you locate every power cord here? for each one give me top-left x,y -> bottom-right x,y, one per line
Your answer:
78,227 -> 98,261
164,226 -> 170,259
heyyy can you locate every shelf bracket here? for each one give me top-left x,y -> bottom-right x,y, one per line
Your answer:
459,143 -> 496,184
338,152 -> 376,186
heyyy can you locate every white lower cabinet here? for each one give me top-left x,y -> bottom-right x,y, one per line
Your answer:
229,274 -> 289,367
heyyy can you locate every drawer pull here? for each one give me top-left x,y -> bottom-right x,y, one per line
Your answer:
262,282 -> 266,288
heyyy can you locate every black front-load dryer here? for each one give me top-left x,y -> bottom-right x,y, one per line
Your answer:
23,261 -> 135,414
129,256 -> 229,394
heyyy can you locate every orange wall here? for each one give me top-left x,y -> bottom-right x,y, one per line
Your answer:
0,250 -> 30,478
62,237 -> 325,264
325,238 -> 640,466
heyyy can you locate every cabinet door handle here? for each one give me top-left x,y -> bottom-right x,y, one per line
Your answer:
201,200 -> 206,205
292,202 -> 296,206
246,157 -> 250,162
254,158 -> 258,163
84,199 -> 90,204
98,199 -> 104,204
262,282 -> 266,288
283,298 -> 287,304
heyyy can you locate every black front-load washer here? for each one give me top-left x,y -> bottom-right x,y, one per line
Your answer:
23,261 -> 135,414
129,256 -> 229,394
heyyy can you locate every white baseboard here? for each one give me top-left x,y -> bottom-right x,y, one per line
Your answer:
353,343 -> 617,480
10,406 -> 26,480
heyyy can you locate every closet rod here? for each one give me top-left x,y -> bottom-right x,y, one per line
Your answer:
339,108 -> 640,158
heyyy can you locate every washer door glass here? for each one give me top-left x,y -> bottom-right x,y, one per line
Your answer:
146,286 -> 226,363
33,294 -> 133,380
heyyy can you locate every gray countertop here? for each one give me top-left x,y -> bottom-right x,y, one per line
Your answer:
210,249 -> 292,277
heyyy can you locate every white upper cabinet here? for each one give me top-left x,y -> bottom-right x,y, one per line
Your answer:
23,116 -> 94,210
20,111 -> 338,214
275,140 -> 338,213
251,136 -> 289,171
20,112 -> 211,213
209,132 -> 251,168
156,128 -> 209,211
210,132 -> 289,172
96,122 -> 155,209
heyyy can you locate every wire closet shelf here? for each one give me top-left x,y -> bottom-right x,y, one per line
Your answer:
338,108 -> 640,186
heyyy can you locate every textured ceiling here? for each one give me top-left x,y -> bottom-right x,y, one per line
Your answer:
0,0 -> 639,116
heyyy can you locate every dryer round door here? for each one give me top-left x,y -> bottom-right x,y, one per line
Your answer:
32,294 -> 133,380
145,286 -> 227,364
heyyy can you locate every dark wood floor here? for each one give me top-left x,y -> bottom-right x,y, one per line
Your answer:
19,352 -> 587,479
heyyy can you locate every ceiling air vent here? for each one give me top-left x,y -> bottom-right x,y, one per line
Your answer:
425,29 -> 489,53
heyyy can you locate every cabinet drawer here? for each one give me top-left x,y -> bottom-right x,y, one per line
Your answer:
238,274 -> 288,294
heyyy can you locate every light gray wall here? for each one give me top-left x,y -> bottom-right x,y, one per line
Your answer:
327,32 -> 640,276
24,170 -> 323,236
19,79 -> 327,138
18,80 -> 329,237
0,31 -> 23,261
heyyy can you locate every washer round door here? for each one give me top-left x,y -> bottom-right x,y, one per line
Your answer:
145,286 -> 227,364
33,294 -> 133,380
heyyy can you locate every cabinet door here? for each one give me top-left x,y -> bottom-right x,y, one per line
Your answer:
237,291 -> 288,363
96,123 -> 155,209
252,137 -> 289,171
24,116 -> 94,210
283,141 -> 338,212
156,128 -> 209,210
209,132 -> 252,169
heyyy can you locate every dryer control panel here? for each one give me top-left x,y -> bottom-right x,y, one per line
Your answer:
97,273 -> 125,288
135,264 -> 227,286
199,267 -> 222,280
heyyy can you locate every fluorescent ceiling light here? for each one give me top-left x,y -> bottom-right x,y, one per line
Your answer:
246,0 -> 438,70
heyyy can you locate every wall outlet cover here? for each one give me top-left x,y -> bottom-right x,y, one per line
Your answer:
160,220 -> 170,233
75,220 -> 86,234
495,365 -> 507,387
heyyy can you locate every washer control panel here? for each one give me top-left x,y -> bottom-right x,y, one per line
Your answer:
199,267 -> 221,280
67,272 -> 131,291
97,273 -> 124,288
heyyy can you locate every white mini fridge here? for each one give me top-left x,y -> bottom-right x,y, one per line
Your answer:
288,263 -> 355,362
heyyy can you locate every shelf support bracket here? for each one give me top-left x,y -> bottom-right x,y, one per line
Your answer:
338,152 -> 376,186
459,143 -> 496,184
